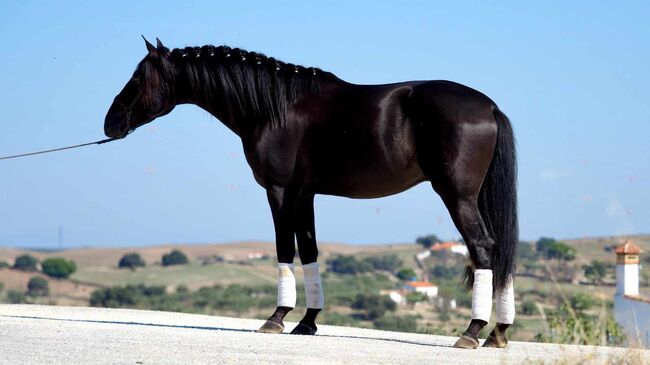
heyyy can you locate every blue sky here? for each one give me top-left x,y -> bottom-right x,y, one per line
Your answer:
0,1 -> 648,248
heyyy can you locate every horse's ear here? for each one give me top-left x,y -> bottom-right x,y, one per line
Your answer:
142,35 -> 157,57
155,37 -> 170,55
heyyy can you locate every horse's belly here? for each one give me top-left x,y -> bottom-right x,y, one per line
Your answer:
315,161 -> 427,199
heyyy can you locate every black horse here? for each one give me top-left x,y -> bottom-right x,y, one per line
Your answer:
105,38 -> 518,349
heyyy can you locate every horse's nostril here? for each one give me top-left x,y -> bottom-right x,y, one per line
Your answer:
104,126 -> 117,138
103,121 -> 123,138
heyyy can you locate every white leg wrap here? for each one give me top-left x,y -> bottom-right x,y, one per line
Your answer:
495,275 -> 515,324
302,262 -> 324,309
277,263 -> 296,308
471,269 -> 493,322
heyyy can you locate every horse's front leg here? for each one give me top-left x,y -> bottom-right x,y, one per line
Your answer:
257,186 -> 298,334
290,193 -> 323,335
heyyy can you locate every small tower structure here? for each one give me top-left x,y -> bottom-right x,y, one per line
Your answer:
613,239 -> 650,347
615,240 -> 642,296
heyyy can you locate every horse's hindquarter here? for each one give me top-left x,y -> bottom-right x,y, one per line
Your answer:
299,82 -> 428,198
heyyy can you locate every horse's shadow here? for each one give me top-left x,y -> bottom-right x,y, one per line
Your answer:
1,314 -> 454,349
0,314 -> 253,334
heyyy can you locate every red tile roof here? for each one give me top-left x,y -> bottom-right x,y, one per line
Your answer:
615,240 -> 642,254
405,281 -> 436,288
430,242 -> 463,251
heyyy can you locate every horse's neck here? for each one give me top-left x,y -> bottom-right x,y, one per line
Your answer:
174,83 -> 243,136
172,64 -> 345,137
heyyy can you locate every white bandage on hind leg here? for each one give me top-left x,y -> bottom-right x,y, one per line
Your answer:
471,269 -> 493,322
495,275 -> 515,324
277,263 -> 297,308
302,262 -> 324,309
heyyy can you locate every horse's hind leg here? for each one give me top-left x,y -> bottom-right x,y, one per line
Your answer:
483,278 -> 515,348
291,193 -> 323,335
437,192 -> 495,349
416,114 -> 501,349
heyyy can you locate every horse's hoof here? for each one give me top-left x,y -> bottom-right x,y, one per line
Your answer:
290,322 -> 317,335
453,334 -> 479,349
482,333 -> 507,348
256,320 -> 284,334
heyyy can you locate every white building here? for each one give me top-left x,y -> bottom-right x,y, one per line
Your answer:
416,250 -> 431,261
402,281 -> 438,298
379,289 -> 405,305
613,240 -> 650,348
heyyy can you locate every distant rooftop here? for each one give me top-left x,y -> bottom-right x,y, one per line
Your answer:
430,242 -> 463,251
615,240 -> 642,254
405,281 -> 436,288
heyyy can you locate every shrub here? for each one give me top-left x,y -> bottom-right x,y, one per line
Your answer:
535,237 -> 576,262
162,250 -> 189,266
430,265 -> 463,280
570,292 -> 597,311
405,291 -> 428,304
41,258 -> 77,279
90,283 -> 277,314
322,312 -> 360,326
324,273 -> 394,306
416,234 -> 440,248
118,253 -> 146,269
538,297 -> 625,346
583,260 -> 608,285
0,261 -> 9,269
0,282 -> 4,292
13,255 -> 38,271
27,277 -> 49,296
7,290 -> 27,304
374,315 -> 418,332
547,243 -> 576,262
351,293 -> 397,320
521,300 -> 537,315
396,267 -> 416,281
90,285 -> 141,307
536,237 -> 556,255
327,255 -> 371,275
362,254 -> 403,272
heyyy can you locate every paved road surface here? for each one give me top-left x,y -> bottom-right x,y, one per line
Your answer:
0,304 -> 646,364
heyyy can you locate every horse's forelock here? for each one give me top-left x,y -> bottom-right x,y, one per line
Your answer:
137,56 -> 175,107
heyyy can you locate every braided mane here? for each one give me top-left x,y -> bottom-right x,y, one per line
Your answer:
163,45 -> 333,127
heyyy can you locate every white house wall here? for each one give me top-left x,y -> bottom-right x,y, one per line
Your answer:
614,295 -> 650,348
616,264 -> 639,295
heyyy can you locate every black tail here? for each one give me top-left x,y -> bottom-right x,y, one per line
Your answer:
464,108 -> 518,290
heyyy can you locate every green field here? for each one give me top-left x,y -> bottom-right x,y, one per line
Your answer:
73,261 -> 278,288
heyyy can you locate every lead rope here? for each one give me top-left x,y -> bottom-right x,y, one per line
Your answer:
0,137 -> 120,161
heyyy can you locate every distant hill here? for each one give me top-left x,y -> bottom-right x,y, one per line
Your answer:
562,234 -> 650,263
0,241 -> 417,268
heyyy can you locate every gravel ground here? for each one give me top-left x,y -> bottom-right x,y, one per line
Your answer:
0,304 -> 646,365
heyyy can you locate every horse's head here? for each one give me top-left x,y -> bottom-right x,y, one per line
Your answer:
104,37 -> 177,138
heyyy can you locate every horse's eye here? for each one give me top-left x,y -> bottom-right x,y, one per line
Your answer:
133,76 -> 140,83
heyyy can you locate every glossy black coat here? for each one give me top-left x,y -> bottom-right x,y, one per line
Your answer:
105,39 -> 518,339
